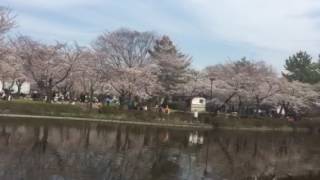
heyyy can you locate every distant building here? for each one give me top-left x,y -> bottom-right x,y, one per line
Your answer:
190,97 -> 206,112
0,81 -> 31,94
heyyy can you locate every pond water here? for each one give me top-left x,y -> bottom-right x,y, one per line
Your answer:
0,119 -> 319,180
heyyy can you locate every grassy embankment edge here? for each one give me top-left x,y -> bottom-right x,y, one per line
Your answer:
0,100 -> 319,132
0,100 -> 211,129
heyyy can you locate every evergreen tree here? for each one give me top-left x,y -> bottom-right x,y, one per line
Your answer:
149,36 -> 191,96
283,51 -> 320,84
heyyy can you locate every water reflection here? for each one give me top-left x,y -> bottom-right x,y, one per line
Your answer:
0,120 -> 319,180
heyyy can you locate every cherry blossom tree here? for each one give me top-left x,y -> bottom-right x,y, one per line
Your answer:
0,7 -> 14,36
205,58 -> 281,114
55,72 -> 78,102
0,51 -> 26,98
177,69 -> 208,97
0,58 -> 15,97
73,49 -> 107,108
314,82 -> 320,93
0,7 -> 14,56
13,36 -> 81,103
237,60 -> 280,114
272,79 -> 319,118
94,28 -> 158,108
205,62 -> 248,113
313,83 -> 320,111
0,8 -> 27,99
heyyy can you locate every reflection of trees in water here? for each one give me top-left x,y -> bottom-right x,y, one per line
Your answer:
102,127 -> 180,180
0,123 -> 319,180
0,125 -> 11,146
208,131 -> 320,180
0,125 -> 67,179
31,126 -> 49,153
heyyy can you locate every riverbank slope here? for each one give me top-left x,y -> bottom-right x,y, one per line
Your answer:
0,101 -> 319,132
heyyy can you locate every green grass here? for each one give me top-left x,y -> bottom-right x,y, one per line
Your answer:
0,100 -> 85,116
0,100 -> 199,123
98,105 -> 197,122
0,100 -> 319,131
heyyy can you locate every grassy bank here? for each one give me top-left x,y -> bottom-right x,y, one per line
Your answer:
0,100 -> 209,127
0,100 -> 85,116
0,100 -> 199,121
0,100 -> 319,132
0,114 -> 212,130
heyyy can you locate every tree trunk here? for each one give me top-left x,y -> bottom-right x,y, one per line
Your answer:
17,84 -> 22,96
282,102 -> 289,117
255,96 -> 261,116
46,87 -> 53,103
46,79 -> 53,103
215,92 -> 237,113
84,127 -> 90,149
238,96 -> 242,115
4,81 -> 15,101
89,84 -> 94,110
16,79 -> 25,97
119,94 -> 126,110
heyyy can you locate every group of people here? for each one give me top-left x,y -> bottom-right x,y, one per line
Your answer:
157,104 -> 171,114
0,91 -> 12,101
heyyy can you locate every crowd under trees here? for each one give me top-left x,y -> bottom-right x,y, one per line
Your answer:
0,7 -> 319,118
